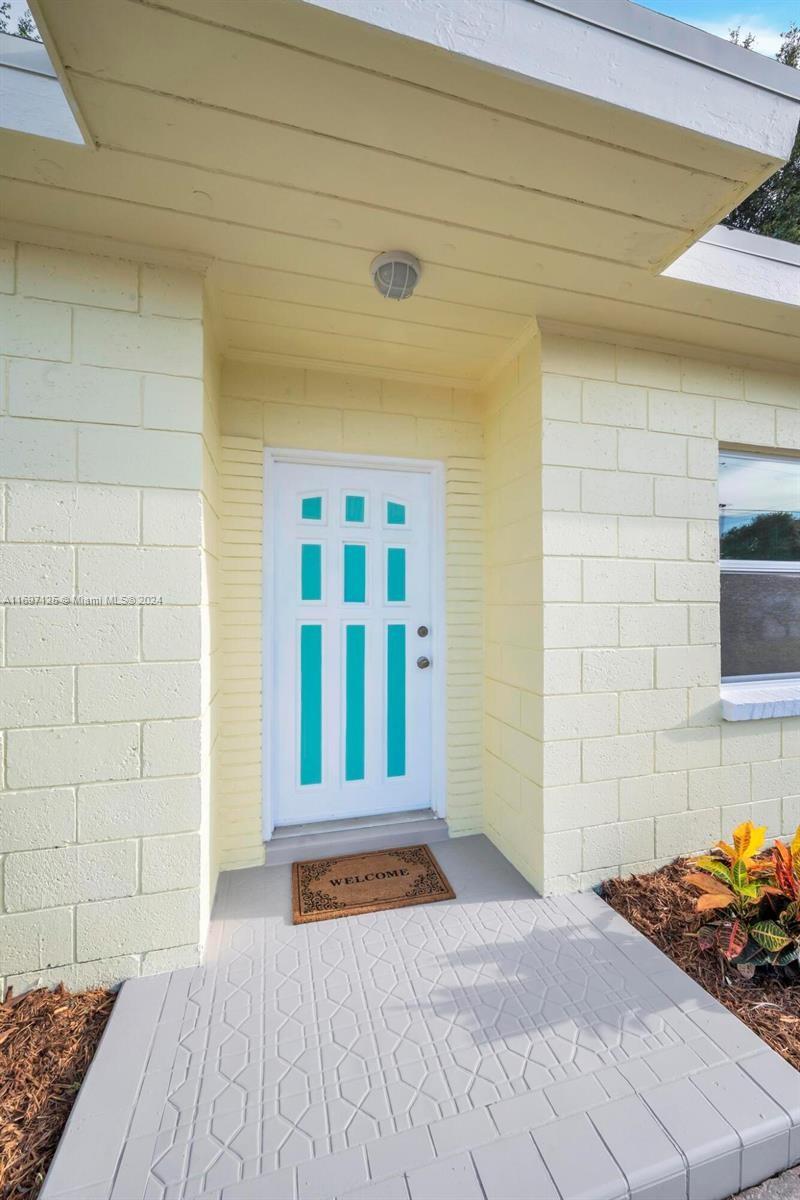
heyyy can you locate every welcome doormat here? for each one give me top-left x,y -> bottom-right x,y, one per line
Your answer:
291,844 -> 455,924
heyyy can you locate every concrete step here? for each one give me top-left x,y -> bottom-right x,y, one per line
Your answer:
266,810 -> 449,865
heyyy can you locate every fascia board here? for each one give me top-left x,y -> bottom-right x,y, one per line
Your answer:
0,59 -> 84,143
537,0 -> 800,103
299,0 -> 800,161
0,30 -> 55,76
699,225 -> 800,269
664,227 -> 800,307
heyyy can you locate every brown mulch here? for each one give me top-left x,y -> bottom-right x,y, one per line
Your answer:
0,984 -> 115,1200
603,860 -> 800,1073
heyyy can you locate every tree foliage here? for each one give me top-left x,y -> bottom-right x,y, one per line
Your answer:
0,3 -> 39,40
720,511 -> 800,561
723,26 -> 800,243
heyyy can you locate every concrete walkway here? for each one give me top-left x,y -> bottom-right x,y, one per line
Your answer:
42,836 -> 800,1200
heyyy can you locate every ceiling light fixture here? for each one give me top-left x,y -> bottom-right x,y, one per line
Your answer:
370,250 -> 421,300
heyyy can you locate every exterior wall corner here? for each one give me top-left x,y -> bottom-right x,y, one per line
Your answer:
0,240 -> 214,993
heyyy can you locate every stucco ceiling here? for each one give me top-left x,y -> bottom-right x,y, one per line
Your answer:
1,0 -> 798,384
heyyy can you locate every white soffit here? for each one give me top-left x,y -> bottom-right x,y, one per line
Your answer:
299,0 -> 800,158
0,0 -> 797,383
665,226 -> 800,307
0,31 -> 85,144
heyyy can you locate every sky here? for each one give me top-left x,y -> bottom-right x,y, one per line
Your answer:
5,0 -> 38,35
635,0 -> 798,57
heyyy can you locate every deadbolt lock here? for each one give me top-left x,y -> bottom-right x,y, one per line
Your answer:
417,625 -> 429,637
416,656 -> 431,670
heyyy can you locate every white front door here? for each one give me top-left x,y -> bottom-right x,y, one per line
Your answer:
269,457 -> 437,826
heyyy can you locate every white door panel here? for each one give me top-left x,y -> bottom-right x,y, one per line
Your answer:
271,460 -> 435,825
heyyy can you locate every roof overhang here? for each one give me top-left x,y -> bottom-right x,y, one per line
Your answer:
0,30 -> 86,144
664,225 -> 800,306
301,0 -> 800,156
0,0 -> 797,384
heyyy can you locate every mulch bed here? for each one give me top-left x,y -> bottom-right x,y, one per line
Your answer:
0,985 -> 115,1200
603,860 -> 800,1072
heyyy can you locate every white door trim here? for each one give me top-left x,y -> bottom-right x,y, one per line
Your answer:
262,447 -> 447,840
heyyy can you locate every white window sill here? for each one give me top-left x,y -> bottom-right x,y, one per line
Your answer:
721,679 -> 800,721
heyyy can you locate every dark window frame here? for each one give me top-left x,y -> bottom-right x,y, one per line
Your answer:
719,450 -> 800,683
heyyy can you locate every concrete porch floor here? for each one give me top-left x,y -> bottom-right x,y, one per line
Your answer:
42,836 -> 800,1200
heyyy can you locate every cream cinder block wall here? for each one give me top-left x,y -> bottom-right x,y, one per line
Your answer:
538,331 -> 800,894
0,241 -> 212,993
216,361 -> 484,868
482,336 -> 545,889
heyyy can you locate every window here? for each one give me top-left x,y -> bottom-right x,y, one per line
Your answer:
300,494 -> 324,521
719,451 -> 800,681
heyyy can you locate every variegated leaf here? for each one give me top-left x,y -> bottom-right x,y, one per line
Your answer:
697,925 -> 718,951
732,822 -> 751,859
685,872 -> 734,897
738,942 -> 772,966
731,859 -> 749,893
693,857 -> 732,885
773,844 -> 799,900
720,919 -> 747,961
731,820 -> 766,864
736,882 -> 762,900
750,921 -> 791,953
745,822 -> 766,859
715,839 -> 737,864
696,893 -> 736,912
790,824 -> 800,864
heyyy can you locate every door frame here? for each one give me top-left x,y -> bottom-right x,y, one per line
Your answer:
262,447 -> 447,840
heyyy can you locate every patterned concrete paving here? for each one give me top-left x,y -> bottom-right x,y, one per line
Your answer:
42,836 -> 800,1200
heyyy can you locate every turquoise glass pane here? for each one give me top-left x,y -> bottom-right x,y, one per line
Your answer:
386,501 -> 406,526
343,544 -> 366,603
300,625 -> 322,785
387,624 -> 406,778
345,495 -> 365,523
301,496 -> 322,520
387,547 -> 406,602
345,625 -> 365,781
301,543 -> 322,601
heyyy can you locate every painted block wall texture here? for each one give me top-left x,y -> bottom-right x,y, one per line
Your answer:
482,341 -> 545,890
539,332 -> 800,894
218,361 -> 484,866
0,241 -> 210,993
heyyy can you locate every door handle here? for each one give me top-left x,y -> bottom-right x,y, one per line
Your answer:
416,656 -> 431,669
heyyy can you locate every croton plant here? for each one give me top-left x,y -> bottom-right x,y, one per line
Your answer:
686,820 -> 800,981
